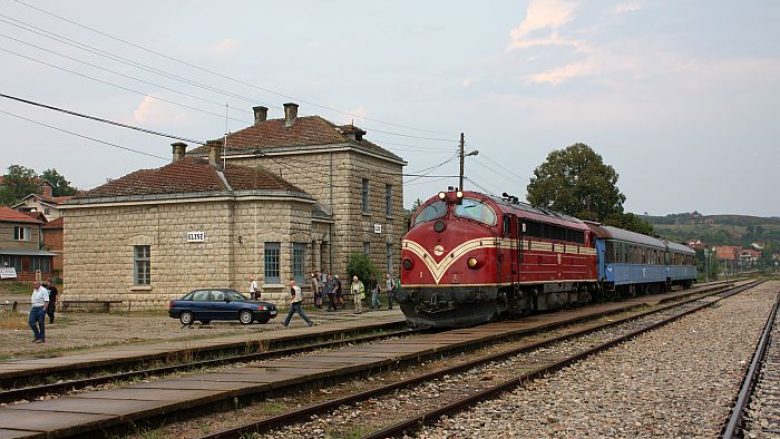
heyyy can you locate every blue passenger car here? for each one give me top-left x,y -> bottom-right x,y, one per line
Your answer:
587,223 -> 669,294
664,241 -> 697,287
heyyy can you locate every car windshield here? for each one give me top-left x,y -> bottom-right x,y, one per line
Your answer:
454,198 -> 497,225
412,200 -> 447,226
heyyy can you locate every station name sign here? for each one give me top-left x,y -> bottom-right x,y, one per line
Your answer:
186,231 -> 206,243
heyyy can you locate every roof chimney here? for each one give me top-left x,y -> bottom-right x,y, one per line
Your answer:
171,142 -> 187,162
253,106 -> 268,125
206,140 -> 223,170
283,102 -> 298,128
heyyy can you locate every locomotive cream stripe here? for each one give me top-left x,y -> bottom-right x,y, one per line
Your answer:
404,237 -> 596,285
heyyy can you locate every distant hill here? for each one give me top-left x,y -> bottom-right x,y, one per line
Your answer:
639,212 -> 780,247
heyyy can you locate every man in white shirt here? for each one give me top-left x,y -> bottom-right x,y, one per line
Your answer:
282,280 -> 313,327
29,281 -> 49,343
249,276 -> 260,300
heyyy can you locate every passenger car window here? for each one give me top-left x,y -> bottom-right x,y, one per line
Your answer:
191,290 -> 210,301
225,291 -> 245,301
212,291 -> 225,301
413,200 -> 447,226
455,198 -> 497,225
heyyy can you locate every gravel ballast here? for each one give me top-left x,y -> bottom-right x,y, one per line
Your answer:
416,281 -> 779,438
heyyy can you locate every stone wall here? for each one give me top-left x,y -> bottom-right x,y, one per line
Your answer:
63,198 -> 314,309
231,148 -> 403,280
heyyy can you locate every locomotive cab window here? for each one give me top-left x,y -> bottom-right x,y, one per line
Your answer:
454,198 -> 497,225
412,200 -> 447,226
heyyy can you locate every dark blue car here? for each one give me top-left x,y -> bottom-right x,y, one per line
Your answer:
168,288 -> 278,325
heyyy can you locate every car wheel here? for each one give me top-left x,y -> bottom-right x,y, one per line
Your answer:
256,316 -> 270,324
200,320 -> 211,325
239,310 -> 254,325
180,311 -> 194,325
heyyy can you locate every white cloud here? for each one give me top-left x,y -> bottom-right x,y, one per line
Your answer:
208,38 -> 240,57
613,2 -> 642,15
508,0 -> 578,50
132,95 -> 189,125
340,106 -> 368,125
527,58 -> 596,84
461,79 -> 473,88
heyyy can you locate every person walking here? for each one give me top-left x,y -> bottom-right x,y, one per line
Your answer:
385,273 -> 396,310
369,274 -> 381,310
334,275 -> 343,309
310,272 -> 322,309
283,280 -> 313,327
45,279 -> 58,323
351,275 -> 365,314
249,276 -> 261,300
324,273 -> 337,311
29,281 -> 49,343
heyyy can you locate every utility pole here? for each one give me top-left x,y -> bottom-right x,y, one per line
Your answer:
458,132 -> 465,191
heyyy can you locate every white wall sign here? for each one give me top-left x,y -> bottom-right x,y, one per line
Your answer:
373,224 -> 382,234
186,231 -> 206,243
0,267 -> 17,279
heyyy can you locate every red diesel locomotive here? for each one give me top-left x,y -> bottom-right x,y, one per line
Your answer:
397,189 -> 598,328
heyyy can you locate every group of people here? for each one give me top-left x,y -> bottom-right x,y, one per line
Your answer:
29,278 -> 58,343
278,271 -> 400,327
349,273 -> 398,314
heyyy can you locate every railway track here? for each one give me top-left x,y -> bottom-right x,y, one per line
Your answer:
722,289 -> 780,438
189,281 -> 761,439
0,282 -> 739,438
0,326 -> 420,404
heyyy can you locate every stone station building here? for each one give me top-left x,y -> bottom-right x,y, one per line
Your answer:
62,103 -> 405,307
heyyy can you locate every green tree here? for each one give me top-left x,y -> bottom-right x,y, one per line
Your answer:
403,198 -> 423,232
526,143 -> 653,234
41,168 -> 77,196
1,165 -> 39,206
346,252 -> 378,287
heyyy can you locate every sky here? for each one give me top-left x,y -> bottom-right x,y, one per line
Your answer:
1,0 -> 778,217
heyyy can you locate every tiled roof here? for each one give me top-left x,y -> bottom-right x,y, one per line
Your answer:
188,116 -> 404,162
23,211 -> 48,223
42,217 -> 63,229
73,157 -> 307,199
0,206 -> 44,224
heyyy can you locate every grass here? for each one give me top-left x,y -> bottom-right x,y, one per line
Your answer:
0,313 -> 28,330
0,281 -> 32,295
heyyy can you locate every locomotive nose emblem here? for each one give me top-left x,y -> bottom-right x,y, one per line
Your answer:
433,245 -> 444,256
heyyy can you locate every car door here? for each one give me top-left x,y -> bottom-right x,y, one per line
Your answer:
210,290 -> 231,319
189,290 -> 211,320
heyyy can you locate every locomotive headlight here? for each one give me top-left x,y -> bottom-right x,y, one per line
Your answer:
467,257 -> 479,268
402,258 -> 414,270
438,191 -> 446,200
456,190 -> 464,199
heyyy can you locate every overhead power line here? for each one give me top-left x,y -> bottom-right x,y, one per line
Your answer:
0,46 -> 252,124
11,0 -> 457,138
0,107 -> 168,161
0,92 -> 205,144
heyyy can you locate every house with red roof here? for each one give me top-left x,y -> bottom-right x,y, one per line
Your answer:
61,105 -> 405,308
12,179 -> 74,222
0,206 -> 55,281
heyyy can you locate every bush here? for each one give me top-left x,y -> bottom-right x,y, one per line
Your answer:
347,252 -> 378,285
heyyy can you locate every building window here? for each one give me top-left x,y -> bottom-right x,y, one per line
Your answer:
1,255 -> 22,272
361,178 -> 370,214
363,242 -> 370,255
44,208 -> 50,215
31,257 -> 50,273
292,243 -> 305,285
385,184 -> 393,217
133,245 -> 151,285
264,242 -> 281,284
386,243 -> 393,273
13,226 -> 31,241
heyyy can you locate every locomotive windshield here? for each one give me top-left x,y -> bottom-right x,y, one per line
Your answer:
412,200 -> 447,226
455,198 -> 497,225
